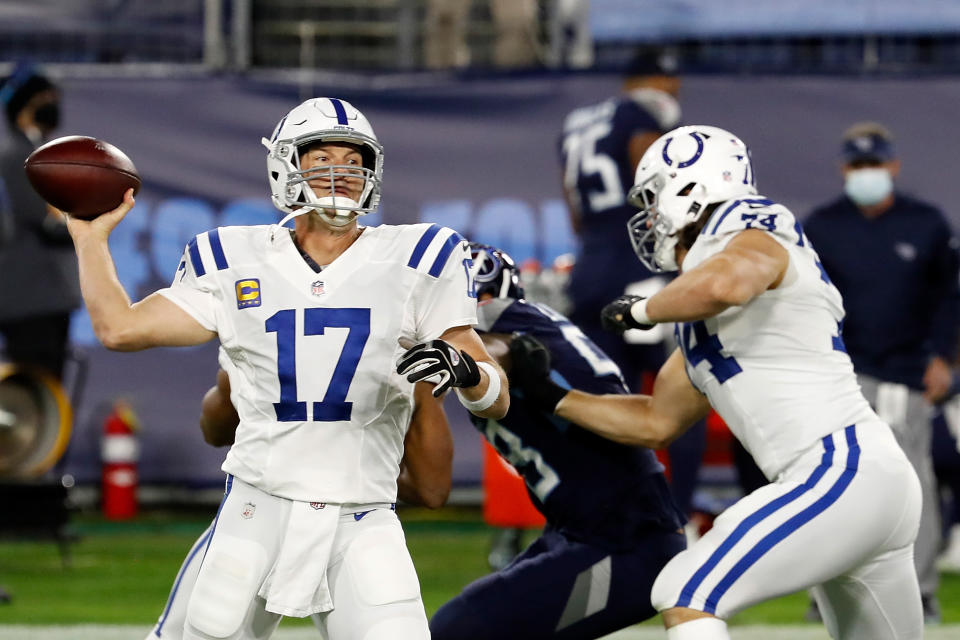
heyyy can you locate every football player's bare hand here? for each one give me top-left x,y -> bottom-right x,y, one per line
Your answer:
923,356 -> 953,404
65,188 -> 135,242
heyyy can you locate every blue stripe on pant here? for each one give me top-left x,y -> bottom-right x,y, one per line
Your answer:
676,425 -> 860,614
155,527 -> 213,637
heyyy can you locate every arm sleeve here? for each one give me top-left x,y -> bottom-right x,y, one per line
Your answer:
155,237 -> 221,332
926,217 -> 960,360
413,236 -> 479,341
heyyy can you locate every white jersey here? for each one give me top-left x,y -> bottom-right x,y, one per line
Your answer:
678,196 -> 877,479
158,222 -> 477,502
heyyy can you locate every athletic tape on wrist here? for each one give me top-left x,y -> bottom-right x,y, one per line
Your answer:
456,361 -> 501,412
630,299 -> 652,325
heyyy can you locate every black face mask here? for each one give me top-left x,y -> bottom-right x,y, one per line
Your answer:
33,101 -> 60,131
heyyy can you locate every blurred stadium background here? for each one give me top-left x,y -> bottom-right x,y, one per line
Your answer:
1,1 -> 959,638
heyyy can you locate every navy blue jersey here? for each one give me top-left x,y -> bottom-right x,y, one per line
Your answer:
476,298 -> 685,550
559,90 -> 680,309
805,193 -> 960,389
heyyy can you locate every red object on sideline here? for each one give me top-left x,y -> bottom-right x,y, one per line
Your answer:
482,440 -> 546,529
101,402 -> 140,520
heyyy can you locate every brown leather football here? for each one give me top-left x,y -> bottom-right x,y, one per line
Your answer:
24,135 -> 141,220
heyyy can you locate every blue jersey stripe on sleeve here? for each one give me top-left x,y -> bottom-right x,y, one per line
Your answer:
208,229 -> 229,270
707,200 -> 744,235
407,224 -> 442,269
707,198 -> 776,235
187,237 -> 206,277
428,231 -> 466,277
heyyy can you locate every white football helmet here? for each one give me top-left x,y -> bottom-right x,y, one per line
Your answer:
262,97 -> 383,228
626,125 -> 757,271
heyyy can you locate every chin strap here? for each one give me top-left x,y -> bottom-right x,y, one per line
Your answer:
275,207 -> 311,231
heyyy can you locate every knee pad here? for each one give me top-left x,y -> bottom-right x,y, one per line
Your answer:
363,616 -> 429,640
345,525 -> 421,607
186,535 -> 268,638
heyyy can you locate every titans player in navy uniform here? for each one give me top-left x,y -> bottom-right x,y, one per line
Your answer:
430,244 -> 686,640
559,48 -> 681,385
559,49 -> 706,520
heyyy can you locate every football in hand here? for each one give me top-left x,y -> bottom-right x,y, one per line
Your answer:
24,135 -> 141,220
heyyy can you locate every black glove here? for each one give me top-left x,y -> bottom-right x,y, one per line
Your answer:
397,339 -> 481,397
600,295 -> 655,334
508,333 -> 569,413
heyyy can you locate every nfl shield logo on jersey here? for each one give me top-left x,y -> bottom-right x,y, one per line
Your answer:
309,502 -> 326,510
311,280 -> 325,296
241,502 -> 256,519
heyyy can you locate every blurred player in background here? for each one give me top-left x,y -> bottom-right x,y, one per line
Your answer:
150,362 -> 455,640
512,125 -> 923,639
429,243 -> 686,639
559,46 -> 706,524
63,97 -> 508,640
804,122 -> 960,623
0,62 -> 80,379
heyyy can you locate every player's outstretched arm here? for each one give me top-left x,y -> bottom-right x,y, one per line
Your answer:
66,190 -> 216,351
397,326 -> 510,420
555,349 -> 711,448
608,229 -> 789,330
200,369 -> 239,447
510,335 -> 710,448
397,382 -> 454,509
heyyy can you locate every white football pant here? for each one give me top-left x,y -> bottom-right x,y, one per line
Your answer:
652,423 -> 923,640
147,476 -> 429,640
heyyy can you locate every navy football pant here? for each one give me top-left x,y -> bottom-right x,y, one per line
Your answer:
430,527 -> 686,639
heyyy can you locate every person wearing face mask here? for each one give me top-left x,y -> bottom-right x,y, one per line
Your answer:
804,121 -> 960,624
0,63 -> 80,380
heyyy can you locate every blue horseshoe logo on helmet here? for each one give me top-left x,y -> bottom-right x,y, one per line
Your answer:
661,132 -> 705,168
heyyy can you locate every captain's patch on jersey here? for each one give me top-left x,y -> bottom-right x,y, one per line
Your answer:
235,279 -> 261,309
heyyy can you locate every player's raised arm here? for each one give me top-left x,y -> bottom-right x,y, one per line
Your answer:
602,229 -> 789,333
66,189 -> 216,351
510,337 -> 710,449
396,382 -> 454,509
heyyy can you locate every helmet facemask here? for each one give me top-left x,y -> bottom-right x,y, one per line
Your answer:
289,137 -> 380,227
627,172 -> 681,272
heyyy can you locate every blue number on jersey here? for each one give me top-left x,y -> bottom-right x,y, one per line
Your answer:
678,321 -> 742,383
266,307 -> 371,422
462,257 -> 478,299
740,212 -> 777,231
483,419 -> 560,503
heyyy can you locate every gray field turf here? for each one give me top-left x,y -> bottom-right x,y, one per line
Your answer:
2,626 -> 958,640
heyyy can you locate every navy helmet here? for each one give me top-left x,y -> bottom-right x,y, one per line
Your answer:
469,242 -> 524,300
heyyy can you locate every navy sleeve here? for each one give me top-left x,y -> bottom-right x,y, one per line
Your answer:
926,214 -> 960,361
616,100 -> 662,138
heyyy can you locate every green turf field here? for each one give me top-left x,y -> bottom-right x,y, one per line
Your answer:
0,507 -> 957,631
